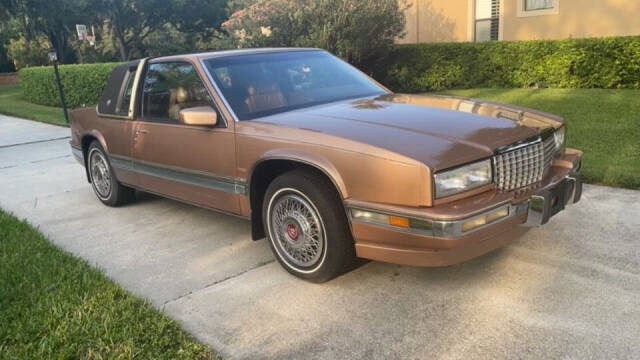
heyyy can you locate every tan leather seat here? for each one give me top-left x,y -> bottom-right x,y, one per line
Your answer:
169,86 -> 205,121
245,83 -> 286,113
169,87 -> 187,121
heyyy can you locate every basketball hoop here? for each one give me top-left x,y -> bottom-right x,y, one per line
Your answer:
76,24 -> 88,41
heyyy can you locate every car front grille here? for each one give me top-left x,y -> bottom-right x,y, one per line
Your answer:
493,135 -> 557,191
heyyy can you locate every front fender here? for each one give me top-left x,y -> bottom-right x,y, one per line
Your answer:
255,149 -> 349,199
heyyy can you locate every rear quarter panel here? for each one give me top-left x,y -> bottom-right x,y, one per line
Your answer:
70,107 -> 135,185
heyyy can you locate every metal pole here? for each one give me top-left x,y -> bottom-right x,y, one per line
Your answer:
52,61 -> 69,124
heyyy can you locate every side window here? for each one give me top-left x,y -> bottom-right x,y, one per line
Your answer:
116,69 -> 136,115
142,62 -> 214,123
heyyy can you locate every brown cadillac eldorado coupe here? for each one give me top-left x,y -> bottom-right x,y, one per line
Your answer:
70,48 -> 583,282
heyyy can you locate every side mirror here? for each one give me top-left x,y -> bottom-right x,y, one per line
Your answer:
179,106 -> 218,126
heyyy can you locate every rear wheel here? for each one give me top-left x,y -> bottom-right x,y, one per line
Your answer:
87,141 -> 135,207
263,170 -> 355,282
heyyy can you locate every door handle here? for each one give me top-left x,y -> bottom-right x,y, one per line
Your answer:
135,129 -> 150,135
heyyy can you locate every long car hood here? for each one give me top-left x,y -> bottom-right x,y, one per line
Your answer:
253,94 -> 563,171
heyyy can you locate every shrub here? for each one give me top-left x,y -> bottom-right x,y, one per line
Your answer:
378,36 -> 640,92
7,37 -> 51,69
16,35 -> 640,108
19,63 -> 121,108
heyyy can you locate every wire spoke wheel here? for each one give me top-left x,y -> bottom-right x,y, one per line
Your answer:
269,191 -> 325,268
263,171 -> 355,282
90,149 -> 111,199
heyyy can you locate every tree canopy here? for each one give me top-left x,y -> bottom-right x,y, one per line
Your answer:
222,0 -> 407,66
0,0 -> 407,69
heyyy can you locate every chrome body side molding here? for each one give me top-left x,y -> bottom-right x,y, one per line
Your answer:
109,154 -> 247,195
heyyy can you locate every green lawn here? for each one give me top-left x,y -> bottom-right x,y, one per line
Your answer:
0,210 -> 215,359
0,85 -> 66,126
438,88 -> 640,190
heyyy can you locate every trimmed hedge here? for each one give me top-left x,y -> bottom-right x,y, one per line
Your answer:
379,36 -> 640,92
19,63 -> 121,108
15,36 -> 640,107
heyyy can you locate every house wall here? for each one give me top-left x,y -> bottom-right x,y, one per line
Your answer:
502,0 -> 640,41
400,0 -> 640,43
398,0 -> 471,43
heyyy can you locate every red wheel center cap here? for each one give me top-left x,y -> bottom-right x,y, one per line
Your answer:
286,224 -> 299,241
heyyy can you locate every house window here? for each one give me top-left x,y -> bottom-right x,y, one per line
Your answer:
525,0 -> 555,11
518,0 -> 558,17
475,0 -> 500,42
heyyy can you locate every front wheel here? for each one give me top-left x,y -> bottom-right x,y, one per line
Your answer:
87,141 -> 135,207
263,170 -> 355,282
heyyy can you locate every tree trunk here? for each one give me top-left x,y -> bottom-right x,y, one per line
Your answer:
18,14 -> 33,44
116,35 -> 129,61
112,23 -> 130,61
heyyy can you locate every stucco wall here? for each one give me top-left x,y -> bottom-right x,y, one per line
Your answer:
399,0 -> 470,43
400,0 -> 640,43
502,0 -> 640,41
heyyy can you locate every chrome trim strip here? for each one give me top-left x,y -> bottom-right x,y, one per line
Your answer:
494,128 -> 554,155
345,198 -> 512,224
199,59 -> 240,123
129,59 -> 147,118
495,136 -> 542,154
348,208 -> 434,237
524,195 -> 545,226
109,154 -> 247,195
134,162 -> 238,194
348,202 -> 529,239
110,154 -> 135,171
95,110 -> 131,120
433,202 -> 527,237
566,175 -> 582,205
566,177 -> 577,204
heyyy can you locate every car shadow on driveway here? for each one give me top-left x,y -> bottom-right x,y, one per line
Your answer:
134,191 -> 164,204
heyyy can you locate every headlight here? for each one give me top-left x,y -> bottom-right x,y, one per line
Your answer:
434,159 -> 493,199
554,126 -> 566,152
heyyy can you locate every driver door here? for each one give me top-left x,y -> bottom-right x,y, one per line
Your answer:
132,60 -> 241,214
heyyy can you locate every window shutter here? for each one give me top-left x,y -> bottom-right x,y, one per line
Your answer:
475,0 -> 500,42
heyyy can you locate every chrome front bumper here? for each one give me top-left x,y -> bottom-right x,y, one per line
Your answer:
524,172 -> 583,227
349,172 -> 583,239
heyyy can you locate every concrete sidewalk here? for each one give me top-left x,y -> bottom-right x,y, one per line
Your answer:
1,114 -> 639,359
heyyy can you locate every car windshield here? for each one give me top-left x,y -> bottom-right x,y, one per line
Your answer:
203,50 -> 387,121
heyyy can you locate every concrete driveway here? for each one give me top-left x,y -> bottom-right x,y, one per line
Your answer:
1,114 -> 639,359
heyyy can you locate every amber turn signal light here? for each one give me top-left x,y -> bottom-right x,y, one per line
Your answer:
389,216 -> 410,228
